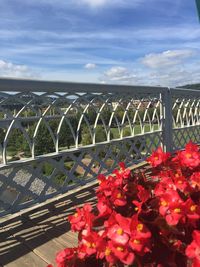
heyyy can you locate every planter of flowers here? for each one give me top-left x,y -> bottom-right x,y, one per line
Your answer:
48,142 -> 200,267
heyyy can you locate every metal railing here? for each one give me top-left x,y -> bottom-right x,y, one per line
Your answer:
0,78 -> 199,217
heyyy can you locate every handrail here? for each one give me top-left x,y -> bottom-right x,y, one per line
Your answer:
0,77 -> 167,93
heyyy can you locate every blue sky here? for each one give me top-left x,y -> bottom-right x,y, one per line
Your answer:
0,0 -> 200,86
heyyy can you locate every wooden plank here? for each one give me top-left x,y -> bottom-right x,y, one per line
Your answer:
0,227 -> 48,267
18,184 -> 97,249
0,181 -> 98,225
0,183 -> 96,266
21,210 -> 78,248
4,218 -> 67,266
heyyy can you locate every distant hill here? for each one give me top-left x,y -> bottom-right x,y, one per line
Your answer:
179,84 -> 200,90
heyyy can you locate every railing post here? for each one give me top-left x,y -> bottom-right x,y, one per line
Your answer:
162,88 -> 173,152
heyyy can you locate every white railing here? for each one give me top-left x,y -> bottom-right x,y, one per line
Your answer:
0,78 -> 199,217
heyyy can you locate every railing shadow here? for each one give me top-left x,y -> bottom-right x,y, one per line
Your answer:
0,183 -> 97,266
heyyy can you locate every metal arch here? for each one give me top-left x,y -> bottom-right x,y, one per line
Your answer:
132,100 -> 143,135
2,98 -> 34,164
171,91 -> 200,151
32,100 -> 57,157
151,99 -> 162,131
75,101 -> 93,148
93,97 -> 110,144
107,98 -> 122,141
120,99 -> 134,138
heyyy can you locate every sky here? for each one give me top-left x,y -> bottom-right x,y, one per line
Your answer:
0,0 -> 200,86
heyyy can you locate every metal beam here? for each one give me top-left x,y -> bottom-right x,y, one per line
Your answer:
0,77 -> 167,94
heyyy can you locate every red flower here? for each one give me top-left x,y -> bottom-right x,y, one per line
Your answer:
107,224 -> 129,245
186,230 -> 200,267
119,162 -> 126,170
96,175 -> 114,197
190,172 -> 200,191
104,212 -> 117,229
107,214 -> 131,245
184,198 -> 200,222
147,147 -> 170,167
113,162 -> 131,180
165,203 -> 184,226
159,190 -> 184,225
130,215 -> 151,239
159,189 -> 181,215
132,185 -> 151,215
56,248 -> 76,267
111,189 -> 127,207
129,237 -> 151,255
129,215 -> 151,255
68,204 -> 93,232
174,141 -> 200,169
137,185 -> 150,203
96,240 -> 117,264
49,141 -> 200,267
97,199 -> 112,217
154,176 -> 173,196
80,231 -> 99,257
172,173 -> 190,193
110,242 -> 135,265
132,200 -> 143,214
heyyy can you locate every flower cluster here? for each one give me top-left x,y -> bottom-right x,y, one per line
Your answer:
49,142 -> 200,267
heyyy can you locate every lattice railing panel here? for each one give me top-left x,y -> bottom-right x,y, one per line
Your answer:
173,126 -> 200,151
0,132 -> 162,216
171,89 -> 200,150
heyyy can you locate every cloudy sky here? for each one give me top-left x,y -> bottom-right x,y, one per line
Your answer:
0,0 -> 200,86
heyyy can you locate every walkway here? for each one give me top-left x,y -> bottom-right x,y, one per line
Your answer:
0,183 -> 97,267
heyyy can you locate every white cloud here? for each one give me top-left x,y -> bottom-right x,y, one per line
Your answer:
142,49 -> 195,69
1,25 -> 200,49
147,65 -> 200,87
84,63 -> 97,69
79,0 -> 107,7
22,0 -> 144,8
0,60 -> 37,78
77,0 -> 145,8
102,66 -> 141,84
104,66 -> 128,79
101,55 -> 200,87
136,49 -> 200,86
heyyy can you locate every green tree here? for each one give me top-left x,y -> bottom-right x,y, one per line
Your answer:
95,125 -> 107,143
25,122 -> 55,156
7,129 -> 25,152
0,128 -> 5,146
59,120 -> 75,149
81,125 -> 92,146
122,127 -> 131,137
81,125 -> 107,145
100,107 -> 112,125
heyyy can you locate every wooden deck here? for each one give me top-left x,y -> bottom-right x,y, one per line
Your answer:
0,162 -> 149,267
0,183 -> 97,267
